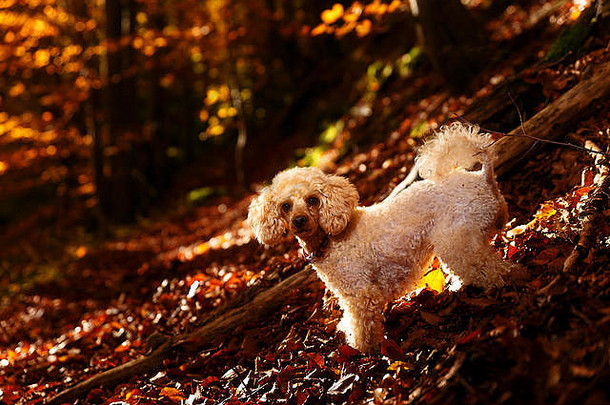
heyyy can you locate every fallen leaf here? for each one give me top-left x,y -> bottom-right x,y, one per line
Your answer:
416,268 -> 445,293
306,352 -> 325,368
530,247 -> 560,265
327,373 -> 359,398
388,360 -> 411,371
381,338 -> 403,358
457,328 -> 482,345
160,386 -> 186,403
420,311 -> 442,325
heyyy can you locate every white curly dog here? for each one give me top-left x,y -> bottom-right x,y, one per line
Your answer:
248,123 -> 510,351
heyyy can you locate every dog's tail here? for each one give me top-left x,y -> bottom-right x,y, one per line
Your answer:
416,122 -> 495,181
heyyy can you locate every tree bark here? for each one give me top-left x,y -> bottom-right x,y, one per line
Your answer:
414,0 -> 487,93
97,0 -> 139,223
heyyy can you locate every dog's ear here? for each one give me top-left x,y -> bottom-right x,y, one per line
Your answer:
319,174 -> 359,236
248,189 -> 286,245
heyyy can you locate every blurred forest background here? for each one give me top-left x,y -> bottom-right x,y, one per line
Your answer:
2,0 -> 573,227
0,0 -> 420,226
1,0 -> 610,403
0,0 -> 602,233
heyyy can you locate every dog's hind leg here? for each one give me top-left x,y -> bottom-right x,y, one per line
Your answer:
433,227 -> 509,288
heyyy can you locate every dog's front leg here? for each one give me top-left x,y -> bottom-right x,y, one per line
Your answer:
337,297 -> 384,352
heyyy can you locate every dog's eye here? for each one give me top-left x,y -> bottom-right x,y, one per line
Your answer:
281,202 -> 291,213
306,196 -> 319,206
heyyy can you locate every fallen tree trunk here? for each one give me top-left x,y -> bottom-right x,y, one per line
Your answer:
45,267 -> 319,405
493,60 -> 610,175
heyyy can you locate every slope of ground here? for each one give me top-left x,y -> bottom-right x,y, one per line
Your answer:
1,2 -> 609,404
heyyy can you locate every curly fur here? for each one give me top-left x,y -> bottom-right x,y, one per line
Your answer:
318,174 -> 360,235
417,122 -> 495,180
248,189 -> 286,245
248,122 -> 510,352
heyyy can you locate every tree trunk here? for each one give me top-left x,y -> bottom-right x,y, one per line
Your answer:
119,0 -> 137,131
93,0 -> 140,223
103,0 -> 122,140
148,10 -> 172,194
413,0 -> 487,93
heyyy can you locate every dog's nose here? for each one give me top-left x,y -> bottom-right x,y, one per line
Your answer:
292,215 -> 308,228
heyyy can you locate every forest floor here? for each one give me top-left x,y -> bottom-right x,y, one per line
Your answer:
1,2 -> 610,405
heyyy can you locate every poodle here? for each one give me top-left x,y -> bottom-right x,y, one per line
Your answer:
248,122 -> 510,352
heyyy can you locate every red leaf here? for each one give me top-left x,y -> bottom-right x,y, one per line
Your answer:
338,344 -> 360,358
278,365 -> 296,383
114,340 -> 131,353
530,247 -> 560,265
573,185 -> 594,198
458,328 -> 482,345
507,244 -> 520,260
296,389 -> 310,405
306,352 -> 325,368
348,384 -> 365,402
201,376 -> 219,386
380,338 -> 403,358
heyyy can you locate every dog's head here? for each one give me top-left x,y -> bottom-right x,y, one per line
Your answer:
248,167 -> 359,245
